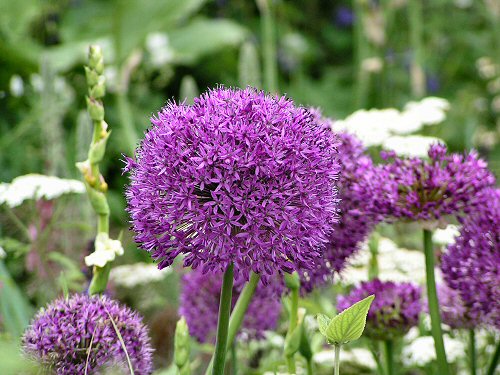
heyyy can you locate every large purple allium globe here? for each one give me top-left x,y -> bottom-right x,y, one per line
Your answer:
441,188 -> 500,328
125,87 -> 340,279
301,128 -> 379,291
437,283 -> 479,329
337,279 -> 422,340
179,269 -> 282,343
370,144 -> 495,222
22,294 -> 153,375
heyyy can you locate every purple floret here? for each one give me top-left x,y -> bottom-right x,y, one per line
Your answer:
337,279 -> 423,340
125,87 -> 340,280
437,282 -> 479,329
441,188 -> 500,329
22,294 -> 153,375
369,144 -> 495,222
179,269 -> 282,343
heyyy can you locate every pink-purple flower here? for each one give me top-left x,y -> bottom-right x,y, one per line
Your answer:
441,188 -> 500,328
125,87 -> 340,279
179,269 -> 282,343
338,279 -> 422,340
22,294 -> 153,375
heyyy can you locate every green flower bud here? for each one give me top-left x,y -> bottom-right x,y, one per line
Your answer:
89,130 -> 110,164
89,79 -> 106,99
84,66 -> 99,87
88,45 -> 103,69
174,317 -> 191,374
284,271 -> 300,290
86,97 -> 104,122
87,186 -> 110,216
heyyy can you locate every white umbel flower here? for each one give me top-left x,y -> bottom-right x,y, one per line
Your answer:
0,174 -> 85,208
433,224 -> 460,246
403,334 -> 465,366
382,135 -> 445,158
403,97 -> 450,126
109,262 -> 171,288
85,233 -> 124,268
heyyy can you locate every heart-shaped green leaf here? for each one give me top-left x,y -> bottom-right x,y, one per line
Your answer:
317,295 -> 375,345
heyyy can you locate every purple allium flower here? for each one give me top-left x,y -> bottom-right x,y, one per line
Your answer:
300,124 -> 379,291
437,283 -> 479,329
370,144 -> 495,222
179,269 -> 282,343
441,188 -> 500,328
22,294 -> 153,375
337,279 -> 423,340
125,87 -> 340,279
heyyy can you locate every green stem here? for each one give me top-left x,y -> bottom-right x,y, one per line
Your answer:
354,0 -> 370,108
486,340 -> 500,375
205,272 -> 260,375
423,229 -> 449,375
384,340 -> 394,375
212,263 -> 234,375
257,0 -> 278,93
408,0 -> 425,98
231,342 -> 237,375
286,287 -> 299,374
368,233 -> 380,280
469,329 -> 476,375
333,344 -> 341,375
306,359 -> 313,375
3,206 -> 31,242
88,263 -> 111,295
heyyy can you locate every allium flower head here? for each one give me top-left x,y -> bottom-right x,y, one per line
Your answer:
125,87 -> 340,278
441,188 -> 500,328
437,283 -> 479,329
300,124 -> 379,291
370,144 -> 495,222
179,269 -> 281,343
22,294 -> 153,375
337,279 -> 422,340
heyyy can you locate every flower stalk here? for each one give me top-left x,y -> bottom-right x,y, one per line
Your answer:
486,340 -> 500,375
212,263 -> 234,374
469,329 -> 476,375
384,340 -> 395,375
423,229 -> 449,375
284,272 -> 300,374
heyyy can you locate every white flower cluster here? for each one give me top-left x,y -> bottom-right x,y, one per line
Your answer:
382,135 -> 445,158
402,327 -> 466,367
109,262 -> 171,288
334,97 -> 449,155
432,224 -> 460,246
0,174 -> 85,208
84,233 -> 124,268
314,347 -> 376,369
341,237 -> 426,284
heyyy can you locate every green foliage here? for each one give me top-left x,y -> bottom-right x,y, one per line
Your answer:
317,295 -> 375,345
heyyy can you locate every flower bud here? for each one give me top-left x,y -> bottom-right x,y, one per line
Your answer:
174,317 -> 191,374
89,76 -> 106,99
88,45 -> 103,72
84,66 -> 99,87
86,97 -> 104,122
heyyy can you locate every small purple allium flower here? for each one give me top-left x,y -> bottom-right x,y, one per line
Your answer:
22,294 -> 153,375
437,283 -> 479,329
125,87 -> 340,279
300,121 -> 379,291
179,269 -> 282,343
370,144 -> 495,222
441,188 -> 500,328
338,279 -> 422,340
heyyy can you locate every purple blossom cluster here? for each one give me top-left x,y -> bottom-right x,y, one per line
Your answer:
441,188 -> 500,328
179,269 -> 282,343
301,127 -> 379,291
22,294 -> 153,375
437,283 -> 478,329
369,144 -> 495,222
338,279 -> 423,340
125,87 -> 340,280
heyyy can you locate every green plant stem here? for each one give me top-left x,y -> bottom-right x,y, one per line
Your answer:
408,0 -> 425,98
486,340 -> 500,375
306,359 -> 313,375
384,340 -> 394,375
257,0 -> 278,93
205,272 -> 261,375
231,342 -> 237,375
3,206 -> 31,242
88,263 -> 111,296
468,329 -> 476,375
333,344 -> 341,375
286,287 -> 299,374
212,263 -> 234,375
423,229 -> 449,375
354,0 -> 370,108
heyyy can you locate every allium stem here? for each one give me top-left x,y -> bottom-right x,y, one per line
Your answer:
230,342 -> 237,375
333,344 -> 341,375
486,340 -> 500,375
468,329 -> 476,375
285,273 -> 300,374
212,263 -> 234,375
257,0 -> 278,93
205,272 -> 261,375
423,229 -> 450,375
384,340 -> 395,375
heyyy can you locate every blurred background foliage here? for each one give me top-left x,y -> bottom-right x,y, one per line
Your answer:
0,0 -> 499,373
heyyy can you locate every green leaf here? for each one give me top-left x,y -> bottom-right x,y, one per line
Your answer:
316,313 -> 331,337
317,295 -> 375,345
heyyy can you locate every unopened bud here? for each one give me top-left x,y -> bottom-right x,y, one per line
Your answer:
84,66 -> 99,87
89,76 -> 106,98
86,97 -> 104,122
174,317 -> 191,369
88,45 -> 103,72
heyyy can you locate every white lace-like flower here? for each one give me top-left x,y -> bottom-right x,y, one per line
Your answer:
0,174 -> 85,208
403,334 -> 465,366
314,348 -> 376,369
85,233 -> 124,268
382,135 -> 445,158
109,262 -> 170,288
404,97 -> 450,126
433,224 -> 460,246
